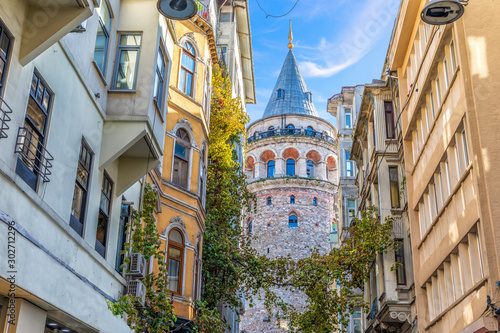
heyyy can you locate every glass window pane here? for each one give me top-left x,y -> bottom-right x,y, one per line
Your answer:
167,258 -> 180,291
186,72 -> 193,96
42,90 -> 50,111
169,247 -> 182,259
179,69 -> 186,93
96,213 -> 107,245
175,143 -> 188,159
71,184 -> 85,221
120,34 -> 141,46
115,50 -> 138,90
93,24 -> 107,72
0,31 -> 10,56
30,75 -> 38,96
76,163 -> 89,188
169,230 -> 183,244
99,1 -> 112,32
0,58 -> 4,81
36,83 -> 44,103
26,98 -> 47,134
181,53 -> 195,71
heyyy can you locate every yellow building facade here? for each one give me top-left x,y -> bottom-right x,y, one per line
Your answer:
148,2 -> 218,328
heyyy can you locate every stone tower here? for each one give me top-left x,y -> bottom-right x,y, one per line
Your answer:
239,22 -> 338,332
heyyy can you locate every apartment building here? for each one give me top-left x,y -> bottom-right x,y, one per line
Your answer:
0,0 -> 175,332
387,0 -> 500,331
350,80 -> 415,333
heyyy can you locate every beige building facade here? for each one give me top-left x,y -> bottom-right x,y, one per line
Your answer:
387,0 -> 500,332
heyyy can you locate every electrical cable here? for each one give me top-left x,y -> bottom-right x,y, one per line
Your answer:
254,0 -> 300,18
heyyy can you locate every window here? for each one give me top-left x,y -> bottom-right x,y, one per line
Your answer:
179,42 -> 196,96
96,172 -> 113,258
450,40 -> 457,73
199,148 -> 206,207
267,160 -> 275,178
429,92 -> 435,120
345,151 -> 353,177
0,22 -> 12,94
116,202 -> 130,272
306,126 -> 314,136
306,160 -> 314,178
173,129 -> 191,188
93,0 -> 112,74
395,240 -> 407,285
313,197 -> 317,206
290,195 -> 295,204
277,89 -> 285,99
347,199 -> 356,227
289,215 -> 298,228
267,197 -> 272,205
461,129 -> 470,167
248,221 -> 252,233
445,158 -> 452,195
389,166 -> 400,208
286,159 -> 295,176
384,101 -> 395,139
268,126 -> 275,131
306,92 -> 313,102
153,47 -> 166,109
16,71 -> 53,191
435,78 -> 441,107
345,109 -> 352,129
70,140 -> 93,236
286,124 -> 295,135
352,308 -> 362,333
112,34 -> 142,90
203,68 -> 210,119
167,229 -> 184,294
443,57 -> 450,89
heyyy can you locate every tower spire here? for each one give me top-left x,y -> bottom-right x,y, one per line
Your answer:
288,20 -> 293,50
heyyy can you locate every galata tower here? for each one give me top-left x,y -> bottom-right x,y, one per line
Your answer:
239,22 -> 338,332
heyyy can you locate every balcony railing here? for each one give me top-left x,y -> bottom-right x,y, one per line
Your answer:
0,97 -> 13,139
392,215 -> 405,238
15,127 -> 54,183
195,1 -> 211,23
247,128 -> 336,144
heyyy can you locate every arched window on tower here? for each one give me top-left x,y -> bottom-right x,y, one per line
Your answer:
306,160 -> 314,178
306,126 -> 314,136
286,159 -> 295,176
290,195 -> 295,204
267,160 -> 275,178
267,197 -> 272,205
277,89 -> 285,99
286,124 -> 295,135
167,229 -> 184,294
313,197 -> 317,206
289,215 -> 298,228
248,220 -> 252,233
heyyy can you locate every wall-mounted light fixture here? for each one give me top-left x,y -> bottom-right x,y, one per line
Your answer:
421,0 -> 467,25
157,0 -> 197,20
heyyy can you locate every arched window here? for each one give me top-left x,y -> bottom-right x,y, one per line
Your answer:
248,221 -> 252,233
267,197 -> 272,205
179,42 -> 196,96
306,160 -> 314,178
277,89 -> 285,99
286,123 -> 295,135
306,126 -> 314,136
267,160 -> 275,178
286,124 -> 295,129
173,129 -> 190,188
286,159 -> 295,176
290,195 -> 295,204
313,197 -> 317,206
167,229 -> 184,294
289,215 -> 298,227
268,126 -> 275,131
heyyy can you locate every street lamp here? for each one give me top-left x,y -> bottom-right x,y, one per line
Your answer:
421,0 -> 467,25
157,0 -> 198,20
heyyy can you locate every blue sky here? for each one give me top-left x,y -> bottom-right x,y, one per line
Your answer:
245,0 -> 400,126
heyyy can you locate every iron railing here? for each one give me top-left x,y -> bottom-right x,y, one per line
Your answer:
15,127 -> 54,183
0,97 -> 13,139
247,128 -> 336,144
195,1 -> 210,23
392,215 -> 405,238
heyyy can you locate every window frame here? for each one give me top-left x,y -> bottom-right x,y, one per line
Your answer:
267,160 -> 275,178
173,128 -> 191,189
389,166 -> 400,209
306,159 -> 314,178
347,199 -> 356,227
345,150 -> 353,177
153,46 -> 167,110
286,158 -> 295,176
277,89 -> 285,99
93,0 -> 113,75
345,108 -> 352,129
70,139 -> 94,236
267,197 -> 272,205
0,20 -> 13,95
313,197 -> 317,206
95,171 -> 113,258
290,195 -> 295,204
111,33 -> 142,91
179,42 -> 196,96
288,215 -> 298,228
384,101 -> 395,139
166,228 -> 184,295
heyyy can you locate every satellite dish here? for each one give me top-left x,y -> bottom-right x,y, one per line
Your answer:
157,0 -> 197,20
421,0 -> 465,25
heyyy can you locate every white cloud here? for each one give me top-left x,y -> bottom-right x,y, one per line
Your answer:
296,0 -> 400,78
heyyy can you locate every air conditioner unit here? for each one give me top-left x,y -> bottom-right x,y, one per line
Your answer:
126,253 -> 147,278
127,280 -> 146,305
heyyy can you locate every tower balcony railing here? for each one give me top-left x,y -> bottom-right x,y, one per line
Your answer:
0,97 -> 13,139
15,127 -> 54,183
195,1 -> 211,24
247,128 -> 336,144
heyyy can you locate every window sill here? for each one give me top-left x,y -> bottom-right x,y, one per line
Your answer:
153,98 -> 165,122
108,89 -> 136,93
170,86 -> 202,107
92,61 -> 108,86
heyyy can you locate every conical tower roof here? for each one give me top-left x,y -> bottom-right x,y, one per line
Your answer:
262,49 -> 318,119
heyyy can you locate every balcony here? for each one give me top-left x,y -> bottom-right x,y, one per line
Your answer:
392,215 -> 405,238
0,97 -> 12,139
191,1 -> 218,62
15,127 -> 54,183
247,128 -> 336,145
